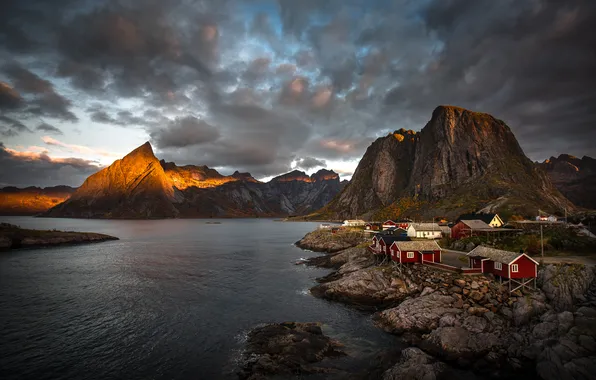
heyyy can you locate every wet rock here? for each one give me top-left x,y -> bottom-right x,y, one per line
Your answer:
513,294 -> 549,326
311,266 -> 412,309
238,322 -> 346,380
539,264 -> 595,311
382,347 -> 478,380
376,293 -> 463,333
0,236 -> 11,249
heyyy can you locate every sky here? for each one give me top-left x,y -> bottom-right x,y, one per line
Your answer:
1,0 -> 595,187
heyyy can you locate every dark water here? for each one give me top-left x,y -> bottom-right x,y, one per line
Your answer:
0,217 -> 397,380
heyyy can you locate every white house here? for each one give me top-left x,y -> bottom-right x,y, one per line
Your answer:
343,219 -> 366,227
407,223 -> 442,239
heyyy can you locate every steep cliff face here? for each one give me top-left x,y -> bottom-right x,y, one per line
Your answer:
318,106 -> 572,220
539,155 -> 596,209
45,142 -> 179,218
326,129 -> 417,218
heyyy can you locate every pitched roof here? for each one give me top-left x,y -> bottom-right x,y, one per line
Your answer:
460,219 -> 493,230
457,213 -> 499,224
467,245 -> 536,265
409,223 -> 441,231
392,240 -> 441,251
385,226 -> 407,232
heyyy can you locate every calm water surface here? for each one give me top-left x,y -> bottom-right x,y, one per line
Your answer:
0,217 -> 397,379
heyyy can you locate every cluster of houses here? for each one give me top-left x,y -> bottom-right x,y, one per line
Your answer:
360,213 -> 537,292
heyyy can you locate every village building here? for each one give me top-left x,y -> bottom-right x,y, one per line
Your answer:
365,222 -> 382,231
370,235 -> 410,255
467,245 -> 538,292
439,225 -> 452,238
383,220 -> 411,230
378,226 -> 408,236
457,213 -> 504,227
451,219 -> 494,239
343,219 -> 366,227
406,223 -> 442,239
389,240 -> 442,264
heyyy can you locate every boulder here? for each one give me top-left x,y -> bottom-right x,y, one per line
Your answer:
382,347 -> 478,380
238,322 -> 346,380
376,293 -> 464,333
539,264 -> 595,311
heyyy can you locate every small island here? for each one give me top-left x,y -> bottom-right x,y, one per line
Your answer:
0,223 -> 119,250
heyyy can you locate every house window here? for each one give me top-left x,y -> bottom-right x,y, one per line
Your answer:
407,252 -> 415,259
494,262 -> 502,270
511,264 -> 519,273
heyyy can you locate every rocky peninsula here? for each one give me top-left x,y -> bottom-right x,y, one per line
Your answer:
295,229 -> 596,379
295,228 -> 365,253
0,223 -> 118,250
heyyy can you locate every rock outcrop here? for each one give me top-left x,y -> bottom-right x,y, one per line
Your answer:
382,347 -> 478,380
237,322 -> 345,380
41,142 -> 344,219
295,229 -> 364,253
314,105 -> 572,220
539,154 -> 596,209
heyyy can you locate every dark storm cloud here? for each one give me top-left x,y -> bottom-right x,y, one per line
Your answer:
383,0 -> 596,159
1,63 -> 78,121
0,82 -> 24,110
151,116 -> 220,148
0,115 -> 32,137
295,157 -> 326,170
0,0 -> 594,183
36,122 -> 63,135
0,141 -> 100,187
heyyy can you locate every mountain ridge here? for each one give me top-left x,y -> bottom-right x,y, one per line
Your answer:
311,105 -> 573,220
36,142 -> 343,218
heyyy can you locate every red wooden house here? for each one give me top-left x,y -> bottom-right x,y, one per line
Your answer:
389,240 -> 442,264
451,219 -> 493,239
467,245 -> 539,292
370,235 -> 410,255
382,220 -> 398,230
365,223 -> 381,231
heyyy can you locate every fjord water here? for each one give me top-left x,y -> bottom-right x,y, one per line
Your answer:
0,217 -> 395,380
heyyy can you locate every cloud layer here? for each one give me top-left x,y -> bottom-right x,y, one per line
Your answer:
0,0 -> 595,185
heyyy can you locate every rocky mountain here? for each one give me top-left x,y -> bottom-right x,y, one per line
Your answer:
0,186 -> 75,215
45,142 -> 180,218
313,105 -> 572,220
538,154 -> 596,209
40,142 -> 343,218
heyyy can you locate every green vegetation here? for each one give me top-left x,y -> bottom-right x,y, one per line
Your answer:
457,226 -> 596,256
373,196 -> 423,221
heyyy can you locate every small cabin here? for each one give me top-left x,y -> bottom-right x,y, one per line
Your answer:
343,219 -> 366,227
467,246 -> 538,291
389,240 -> 442,264
365,223 -> 381,231
382,220 -> 398,230
379,226 -> 408,236
371,235 -> 411,255
406,223 -> 442,239
457,213 -> 504,228
451,219 -> 493,239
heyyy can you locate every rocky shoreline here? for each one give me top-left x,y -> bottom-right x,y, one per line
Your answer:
291,230 -> 596,380
0,223 -> 118,250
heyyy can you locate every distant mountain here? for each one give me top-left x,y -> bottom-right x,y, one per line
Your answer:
312,105 -> 572,220
0,186 -> 75,215
539,154 -> 596,209
45,142 -> 180,218
37,143 -> 342,219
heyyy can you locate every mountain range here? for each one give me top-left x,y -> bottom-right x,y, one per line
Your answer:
539,154 -> 596,210
41,142 -> 345,218
1,105 -> 594,219
309,106 -> 576,221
